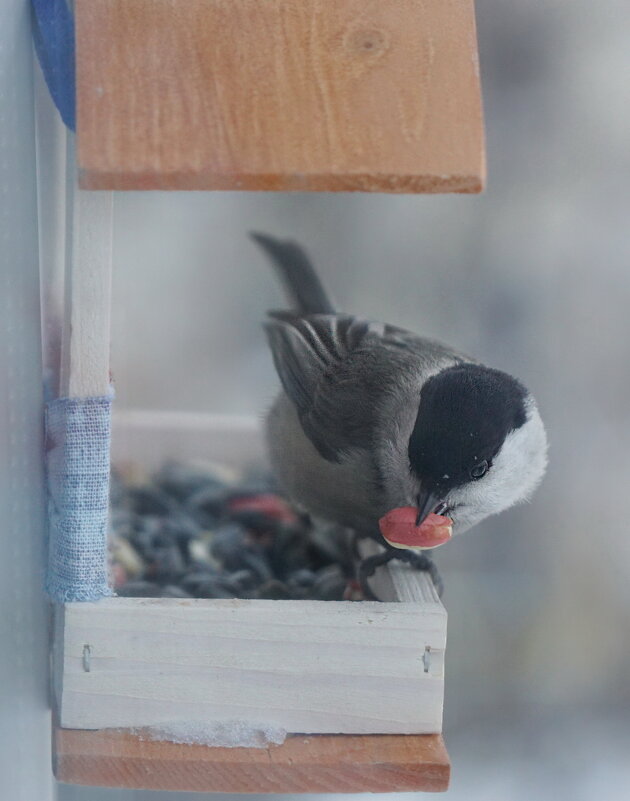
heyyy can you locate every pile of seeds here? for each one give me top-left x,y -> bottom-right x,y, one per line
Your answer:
109,461 -> 361,601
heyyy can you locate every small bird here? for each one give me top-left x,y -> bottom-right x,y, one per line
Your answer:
252,233 -> 548,596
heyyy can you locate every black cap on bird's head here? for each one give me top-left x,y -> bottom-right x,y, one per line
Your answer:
408,364 -> 529,523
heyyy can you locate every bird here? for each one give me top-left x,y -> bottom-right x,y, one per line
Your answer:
252,233 -> 548,597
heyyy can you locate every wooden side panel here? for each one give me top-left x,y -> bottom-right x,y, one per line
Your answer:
59,595 -> 446,734
75,0 -> 485,192
54,728 -> 450,792
112,410 -> 266,472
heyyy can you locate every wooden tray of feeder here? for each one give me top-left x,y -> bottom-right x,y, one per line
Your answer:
53,411 -> 449,792
47,132 -> 451,791
75,0 -> 485,192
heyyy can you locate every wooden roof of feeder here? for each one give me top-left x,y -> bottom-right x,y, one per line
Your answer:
75,0 -> 486,192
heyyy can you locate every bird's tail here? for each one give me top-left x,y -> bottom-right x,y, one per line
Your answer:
250,232 -> 336,315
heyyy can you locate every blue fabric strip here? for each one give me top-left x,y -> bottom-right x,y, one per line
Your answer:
45,395 -> 113,602
32,0 -> 76,130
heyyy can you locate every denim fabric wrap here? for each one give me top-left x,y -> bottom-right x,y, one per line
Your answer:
45,395 -> 113,601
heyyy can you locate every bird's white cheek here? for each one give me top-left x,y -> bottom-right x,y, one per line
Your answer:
447,484 -> 496,533
450,477 -> 509,524
448,408 -> 548,534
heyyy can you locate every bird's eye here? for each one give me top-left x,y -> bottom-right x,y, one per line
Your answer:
470,460 -> 489,480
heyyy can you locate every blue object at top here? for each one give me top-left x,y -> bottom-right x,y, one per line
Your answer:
32,0 -> 76,130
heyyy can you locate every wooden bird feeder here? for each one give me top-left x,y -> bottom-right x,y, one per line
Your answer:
41,0 -> 488,792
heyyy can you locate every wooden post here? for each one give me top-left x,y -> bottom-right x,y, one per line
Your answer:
60,136 -> 113,398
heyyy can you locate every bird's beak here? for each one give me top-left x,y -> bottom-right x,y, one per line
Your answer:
415,488 -> 446,527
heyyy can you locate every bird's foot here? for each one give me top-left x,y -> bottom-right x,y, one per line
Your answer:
358,550 -> 396,600
358,548 -> 444,601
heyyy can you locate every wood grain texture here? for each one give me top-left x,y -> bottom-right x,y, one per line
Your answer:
75,0 -> 485,192
54,727 -> 450,792
60,136 -> 113,398
58,595 -> 446,733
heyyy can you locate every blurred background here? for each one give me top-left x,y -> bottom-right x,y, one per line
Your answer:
3,0 -> 628,798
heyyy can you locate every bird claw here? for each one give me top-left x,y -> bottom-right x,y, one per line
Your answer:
358,550 -> 396,601
358,548 -> 444,600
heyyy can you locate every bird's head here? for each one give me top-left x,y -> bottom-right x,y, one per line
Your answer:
379,363 -> 548,548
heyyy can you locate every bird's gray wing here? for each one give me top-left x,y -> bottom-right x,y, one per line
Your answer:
264,312 -> 455,462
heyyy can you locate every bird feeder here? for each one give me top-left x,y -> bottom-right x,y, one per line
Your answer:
40,0 -> 487,792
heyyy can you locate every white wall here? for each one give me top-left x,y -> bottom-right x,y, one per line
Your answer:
0,1 -> 53,798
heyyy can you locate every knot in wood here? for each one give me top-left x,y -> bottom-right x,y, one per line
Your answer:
346,28 -> 388,57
